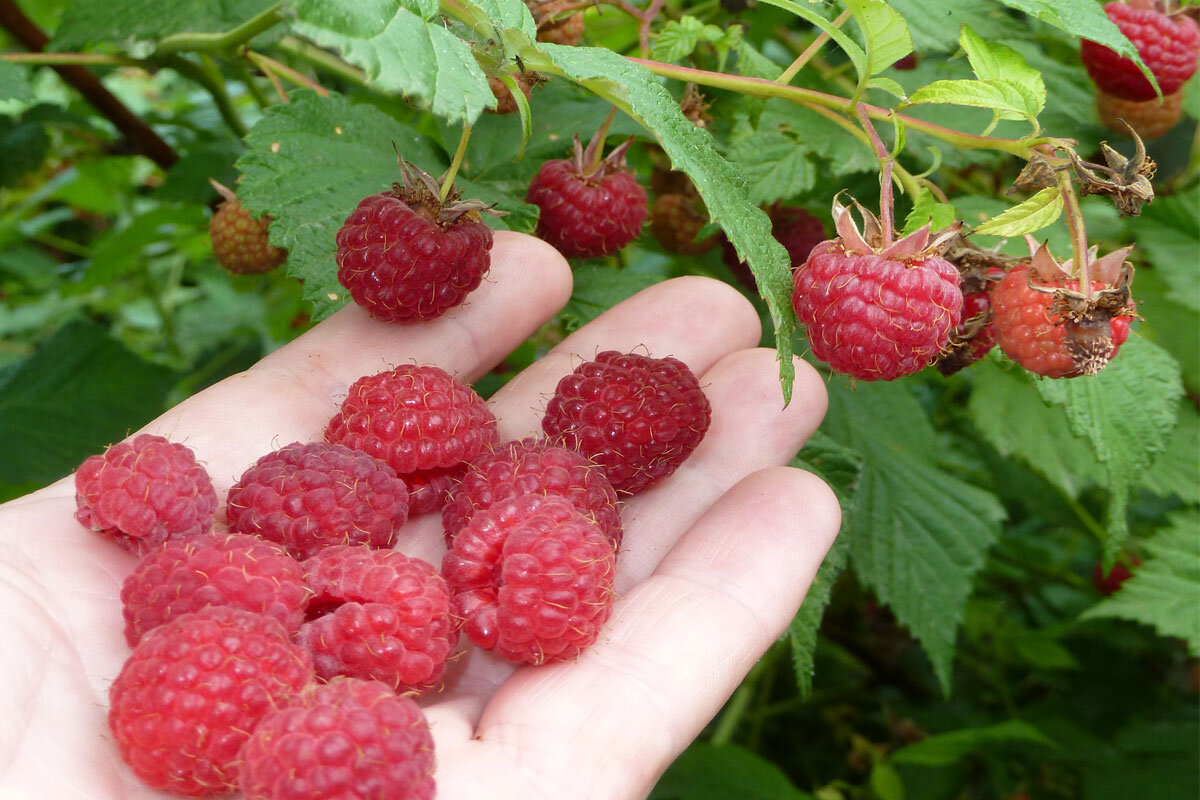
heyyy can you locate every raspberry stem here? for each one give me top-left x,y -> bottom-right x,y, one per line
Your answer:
856,105 -> 896,245
1056,169 -> 1093,300
440,124 -> 473,204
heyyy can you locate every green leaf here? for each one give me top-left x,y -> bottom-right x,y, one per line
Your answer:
0,319 -> 178,485
967,360 -> 1104,498
887,0 -> 1029,52
1036,337 -> 1184,561
652,17 -> 716,63
845,0 -> 914,76
0,60 -> 33,103
959,25 -> 1043,96
789,433 -> 863,698
0,115 -> 50,187
235,90 -> 444,319
902,189 -> 956,235
1083,512 -> 1200,655
1140,407 -> 1200,505
973,188 -> 1063,236
890,720 -> 1056,766
823,381 -> 1005,692
650,743 -> 812,800
560,265 -> 662,331
758,100 -> 877,175
292,3 -> 494,124
758,0 -> 868,80
84,205 -> 208,288
865,76 -> 909,101
907,78 -> 1043,132
1136,193 -> 1200,312
869,763 -> 905,800
52,0 -> 275,48
154,140 -> 243,202
988,0 -> 1157,93
735,40 -> 784,80
540,44 -> 795,400
727,132 -> 814,206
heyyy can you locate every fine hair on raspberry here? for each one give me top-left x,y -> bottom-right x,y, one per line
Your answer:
226,441 -> 410,559
74,433 -> 217,553
541,350 -> 711,494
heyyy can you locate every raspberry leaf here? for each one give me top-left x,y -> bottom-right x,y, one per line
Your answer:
727,132 -> 816,206
1036,337 -> 1184,564
902,189 -> 957,235
823,381 -> 1006,693
1082,512 -> 1200,656
973,187 -> 1063,236
538,44 -> 797,401
51,0 -> 272,48
889,720 -> 1055,766
0,60 -> 32,103
1140,408 -> 1200,506
844,0 -> 914,77
651,742 -> 810,799
560,265 -> 663,332
235,90 -> 444,319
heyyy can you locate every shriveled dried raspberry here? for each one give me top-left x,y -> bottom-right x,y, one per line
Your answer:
934,284 -> 997,376
298,546 -> 458,693
991,263 -> 1132,379
1081,2 -> 1199,101
239,678 -> 436,800
1097,88 -> 1183,140
325,365 -> 499,502
527,0 -> 584,45
121,532 -> 309,647
442,494 -> 616,665
487,73 -> 534,115
650,192 -> 718,255
226,442 -> 410,559
792,195 -> 963,381
724,205 -> 826,290
108,606 -> 313,796
209,197 -> 286,275
336,160 -> 493,322
542,351 -> 711,494
74,433 -> 217,553
526,137 -> 647,258
443,437 -> 622,547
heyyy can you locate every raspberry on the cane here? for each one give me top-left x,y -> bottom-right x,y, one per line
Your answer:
239,678 -> 436,800
335,160 -> 493,323
298,546 -> 458,693
108,606 -> 313,797
542,351 -> 711,494
991,263 -> 1132,379
443,494 -> 616,665
74,433 -> 217,553
526,136 -> 647,258
226,442 -> 410,560
529,0 -> 585,45
1080,2 -> 1199,101
442,437 -> 622,547
121,532 -> 309,646
325,364 -> 499,483
210,197 -> 286,275
1097,89 -> 1183,140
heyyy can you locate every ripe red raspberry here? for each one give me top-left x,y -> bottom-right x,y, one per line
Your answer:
404,465 -> 466,516
934,285 -> 997,376
892,52 -> 919,70
121,532 -> 309,647
298,546 -> 458,693
239,678 -> 436,800
74,433 -> 217,553
226,441 -> 409,559
335,160 -> 493,322
792,196 -> 963,381
325,365 -> 499,503
991,264 -> 1132,379
650,192 -> 718,255
442,437 -> 622,547
1080,3 -> 1199,101
541,350 -> 711,494
210,198 -> 287,275
108,606 -> 313,796
1097,88 -> 1183,139
526,136 -> 647,258
442,494 -> 616,665
1092,557 -> 1141,596
724,205 -> 826,290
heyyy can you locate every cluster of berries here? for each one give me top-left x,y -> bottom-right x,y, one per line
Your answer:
1080,1 -> 1199,139
74,348 -> 710,797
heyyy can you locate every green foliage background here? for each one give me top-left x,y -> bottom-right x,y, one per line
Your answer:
1,0 -> 1197,797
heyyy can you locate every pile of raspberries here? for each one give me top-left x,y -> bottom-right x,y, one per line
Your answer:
74,351 -> 711,798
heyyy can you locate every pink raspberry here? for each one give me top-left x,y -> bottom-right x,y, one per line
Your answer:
239,678 -> 436,800
442,437 -> 622,548
1080,2 -> 1199,101
298,546 -> 459,693
442,494 -> 616,665
541,351 -> 711,494
74,433 -> 217,553
226,442 -> 410,559
325,365 -> 499,513
108,606 -> 313,796
121,532 -> 310,646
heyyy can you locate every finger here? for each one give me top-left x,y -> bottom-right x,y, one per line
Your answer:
474,467 -> 841,799
140,232 -> 572,490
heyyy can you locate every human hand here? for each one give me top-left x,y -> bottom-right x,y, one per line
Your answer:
0,232 -> 839,799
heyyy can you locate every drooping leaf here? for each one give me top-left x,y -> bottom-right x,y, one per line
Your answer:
52,0 -> 275,48
235,90 -> 444,319
973,188 -> 1063,236
908,78 -> 1043,132
823,381 -> 1006,692
538,44 -> 796,400
650,743 -> 813,800
1083,512 -> 1200,655
890,719 -> 1056,766
845,0 -> 914,76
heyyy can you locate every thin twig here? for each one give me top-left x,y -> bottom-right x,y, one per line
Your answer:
776,9 -> 850,85
247,50 -> 329,96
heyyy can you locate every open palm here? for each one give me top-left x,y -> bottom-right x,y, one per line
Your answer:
0,233 -> 839,800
